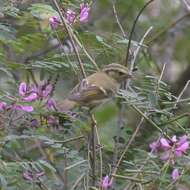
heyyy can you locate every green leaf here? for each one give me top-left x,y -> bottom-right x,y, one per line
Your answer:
28,3 -> 59,20
38,160 -> 56,173
0,24 -> 16,41
0,173 -> 7,189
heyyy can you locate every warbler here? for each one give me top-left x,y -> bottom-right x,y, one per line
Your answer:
58,63 -> 131,111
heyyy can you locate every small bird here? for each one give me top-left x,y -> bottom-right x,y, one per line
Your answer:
58,63 -> 131,111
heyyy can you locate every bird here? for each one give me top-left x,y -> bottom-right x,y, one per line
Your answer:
58,63 -> 131,111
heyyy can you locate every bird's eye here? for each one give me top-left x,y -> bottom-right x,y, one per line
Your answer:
118,71 -> 124,76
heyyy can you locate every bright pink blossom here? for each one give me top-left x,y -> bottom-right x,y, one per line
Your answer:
0,102 -> 7,111
49,16 -> 59,29
19,82 -> 27,96
65,9 -> 76,24
79,3 -> 90,22
22,92 -> 38,102
41,84 -> 53,97
149,135 -> 189,163
101,175 -> 112,190
46,98 -> 56,110
14,105 -> 33,112
171,168 -> 180,181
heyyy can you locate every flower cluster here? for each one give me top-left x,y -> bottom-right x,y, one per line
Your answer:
49,3 -> 90,29
0,81 -> 56,113
150,135 -> 189,182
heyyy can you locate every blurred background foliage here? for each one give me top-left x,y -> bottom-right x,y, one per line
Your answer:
1,0 -> 190,189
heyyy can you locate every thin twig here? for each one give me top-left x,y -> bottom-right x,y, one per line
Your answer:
94,122 -> 103,181
125,0 -> 154,66
71,173 -> 86,190
125,26 -> 153,89
63,149 -> 68,190
181,0 -> 190,11
89,113 -> 97,186
147,12 -> 190,45
54,135 -> 84,144
174,80 -> 190,109
52,0 -> 86,79
112,1 -> 126,38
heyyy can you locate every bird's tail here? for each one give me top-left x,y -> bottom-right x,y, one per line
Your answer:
57,99 -> 77,112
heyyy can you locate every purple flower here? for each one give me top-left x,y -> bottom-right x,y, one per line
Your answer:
149,141 -> 160,152
22,92 -> 38,102
19,82 -> 27,96
42,84 -> 53,97
14,105 -> 33,112
23,171 -> 44,181
0,102 -> 7,111
150,135 -> 189,163
171,168 -> 180,181
65,9 -> 76,24
46,98 -> 56,110
49,16 -> 59,29
101,175 -> 112,190
79,3 -> 90,22
175,135 -> 189,157
31,119 -> 39,127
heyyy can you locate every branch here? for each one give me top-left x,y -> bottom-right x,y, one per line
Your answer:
52,0 -> 87,79
125,0 -> 154,66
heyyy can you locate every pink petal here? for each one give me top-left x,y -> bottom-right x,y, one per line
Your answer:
23,171 -> 33,181
19,82 -> 27,96
160,138 -> 171,150
160,150 -> 170,161
171,168 -> 179,181
49,16 -> 59,29
177,135 -> 188,147
79,3 -> 90,22
14,105 -> 33,112
23,93 -> 38,102
65,9 -> 76,24
149,141 -> 159,152
46,98 -> 56,109
172,135 -> 177,143
101,175 -> 110,189
175,142 -> 189,157
0,102 -> 7,110
42,84 -> 53,97
35,172 -> 44,178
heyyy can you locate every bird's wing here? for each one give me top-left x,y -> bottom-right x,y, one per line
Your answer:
68,83 -> 109,103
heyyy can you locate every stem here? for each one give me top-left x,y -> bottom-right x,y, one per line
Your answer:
52,0 -> 86,79
89,113 -> 97,186
125,0 -> 154,66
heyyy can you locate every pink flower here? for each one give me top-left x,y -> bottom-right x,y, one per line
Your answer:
42,84 -> 53,97
79,3 -> 90,22
175,135 -> 189,157
150,135 -> 189,163
101,175 -> 112,190
23,171 -> 44,181
22,92 -> 38,102
49,16 -> 59,29
14,105 -> 33,112
0,102 -> 7,111
149,141 -> 160,152
19,82 -> 27,96
46,98 -> 56,110
65,9 -> 76,24
171,168 -> 180,181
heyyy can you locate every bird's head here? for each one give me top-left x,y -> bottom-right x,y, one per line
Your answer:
102,63 -> 132,82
